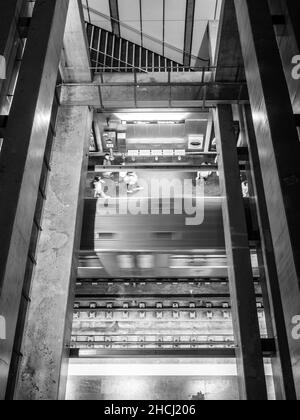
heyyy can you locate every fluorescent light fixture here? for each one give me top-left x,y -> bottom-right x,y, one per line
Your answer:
115,113 -> 189,121
67,361 -> 274,377
127,138 -> 185,145
68,361 -> 239,376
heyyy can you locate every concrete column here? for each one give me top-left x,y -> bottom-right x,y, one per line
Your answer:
214,105 -> 267,400
234,0 -> 300,397
0,0 -> 69,400
15,106 -> 92,400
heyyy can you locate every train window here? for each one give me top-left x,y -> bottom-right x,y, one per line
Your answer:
89,302 -> 97,309
118,254 -> 135,269
156,302 -> 163,309
172,302 -> 179,309
74,302 -> 80,309
137,254 -> 154,269
156,311 -> 163,319
139,302 -> 146,309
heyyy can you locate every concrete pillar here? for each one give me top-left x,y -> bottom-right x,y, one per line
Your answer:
234,0 -> 300,397
244,105 -> 296,399
214,105 -> 267,400
14,106 -> 92,400
0,0 -> 69,400
12,1 -> 92,399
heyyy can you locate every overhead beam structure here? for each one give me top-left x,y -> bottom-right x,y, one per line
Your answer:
183,0 -> 196,67
109,0 -> 120,38
214,105 -> 267,400
234,0 -> 300,398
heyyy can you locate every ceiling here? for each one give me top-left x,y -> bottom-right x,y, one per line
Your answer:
81,0 -> 223,65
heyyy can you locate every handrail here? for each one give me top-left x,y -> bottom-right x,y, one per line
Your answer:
62,64 -> 243,72
84,5 -> 210,64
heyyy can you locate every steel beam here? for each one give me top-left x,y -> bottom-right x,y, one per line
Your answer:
183,0 -> 195,67
285,0 -> 300,51
0,0 -> 24,112
214,105 -> 267,400
109,0 -> 120,38
244,105 -> 296,400
215,0 -> 245,82
59,81 -> 249,108
234,0 -> 300,397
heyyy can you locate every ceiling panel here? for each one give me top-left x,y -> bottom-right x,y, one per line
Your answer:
84,0 -> 112,32
164,0 -> 186,64
141,0 -> 164,56
81,0 -> 222,66
118,0 -> 142,46
195,0 -> 218,20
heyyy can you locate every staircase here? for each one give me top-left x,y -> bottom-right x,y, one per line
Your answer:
86,22 -> 192,73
